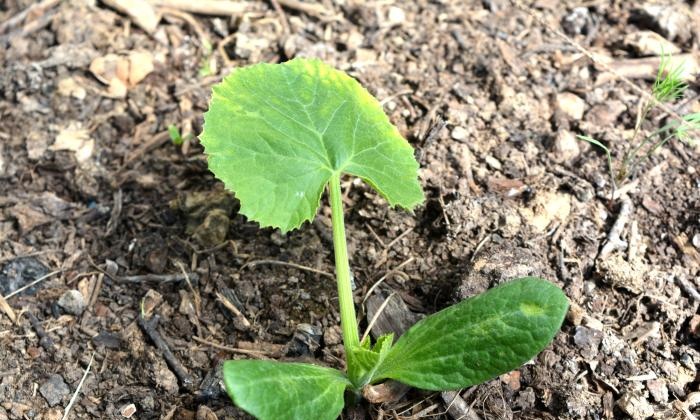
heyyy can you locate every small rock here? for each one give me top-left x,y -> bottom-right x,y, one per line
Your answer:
515,387 -> 536,410
617,391 -> 655,419
57,289 -> 86,315
192,209 -> 230,247
600,329 -> 625,355
573,326 -> 603,359
484,155 -> 502,170
40,408 -> 62,420
689,314 -> 700,337
585,101 -> 626,127
552,130 -> 580,162
0,257 -> 49,296
624,30 -> 680,56
562,7 -> 592,36
647,379 -> 669,403
154,361 -> 179,395
286,323 -> 322,357
450,126 -> 468,141
234,33 -> 271,62
519,191 -> 571,233
566,302 -> 585,326
120,403 -> 136,418
40,374 -> 70,407
92,331 -> 122,349
323,325 -> 343,346
387,6 -> 405,25
555,92 -> 586,120
597,254 -> 650,295
633,4 -> 694,43
196,405 -> 218,420
500,370 -> 521,391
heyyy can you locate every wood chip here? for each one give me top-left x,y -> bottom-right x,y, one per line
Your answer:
102,0 -> 159,33
0,294 -> 16,323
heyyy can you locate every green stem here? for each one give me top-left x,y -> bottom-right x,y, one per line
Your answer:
329,174 -> 360,371
627,133 -> 674,181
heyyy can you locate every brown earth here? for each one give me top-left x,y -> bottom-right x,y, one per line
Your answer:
1,0 -> 699,419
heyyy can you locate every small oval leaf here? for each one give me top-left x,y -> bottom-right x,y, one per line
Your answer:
372,277 -> 568,390
222,360 -> 350,420
200,58 -> 423,232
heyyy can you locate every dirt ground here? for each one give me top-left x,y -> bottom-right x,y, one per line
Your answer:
1,0 -> 700,419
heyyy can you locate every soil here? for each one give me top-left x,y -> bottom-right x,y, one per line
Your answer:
1,0 -> 700,419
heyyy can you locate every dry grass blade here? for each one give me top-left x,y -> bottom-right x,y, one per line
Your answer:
61,352 -> 95,420
3,270 -> 62,300
241,259 -> 333,279
361,292 -> 396,343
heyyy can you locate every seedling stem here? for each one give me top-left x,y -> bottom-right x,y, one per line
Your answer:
329,173 -> 360,379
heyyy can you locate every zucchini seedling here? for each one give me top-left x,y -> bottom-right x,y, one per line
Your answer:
200,58 -> 568,420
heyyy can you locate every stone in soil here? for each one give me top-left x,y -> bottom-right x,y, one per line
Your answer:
58,289 -> 86,315
555,92 -> 586,121
552,129 -> 580,162
0,257 -> 49,296
573,325 -> 603,359
617,391 -> 655,419
40,374 -> 70,407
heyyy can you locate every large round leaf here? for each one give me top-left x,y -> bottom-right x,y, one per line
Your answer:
200,58 -> 423,232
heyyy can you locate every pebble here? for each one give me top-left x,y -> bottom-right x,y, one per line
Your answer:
120,403 -> 136,418
573,326 -> 603,359
387,6 -> 405,25
552,130 -> 580,162
689,314 -> 700,337
57,289 -> 86,315
323,325 -> 343,346
562,7 -> 592,36
617,392 -> 654,419
450,126 -> 468,141
646,379 -> 669,403
634,3 -> 694,43
585,101 -> 626,127
555,92 -> 586,121
624,30 -> 679,56
39,374 -> 70,407
40,408 -> 62,420
484,155 -> 502,170
566,302 -> 585,326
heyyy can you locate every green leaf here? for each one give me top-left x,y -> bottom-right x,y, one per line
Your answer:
200,58 -> 423,232
222,360 -> 350,420
370,278 -> 568,390
168,124 -> 183,145
349,333 -> 394,385
577,134 -> 616,187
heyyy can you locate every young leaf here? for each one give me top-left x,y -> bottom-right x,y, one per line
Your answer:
370,278 -> 568,390
222,360 -> 350,420
200,58 -> 423,232
349,333 -> 394,385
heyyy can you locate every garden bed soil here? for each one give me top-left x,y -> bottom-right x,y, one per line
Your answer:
1,0 -> 699,419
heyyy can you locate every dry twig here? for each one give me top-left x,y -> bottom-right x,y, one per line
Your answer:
215,291 -> 251,328
241,259 -> 333,279
0,0 -> 59,34
147,0 -> 247,15
599,196 -> 632,259
138,314 -> 195,390
192,336 -> 277,358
